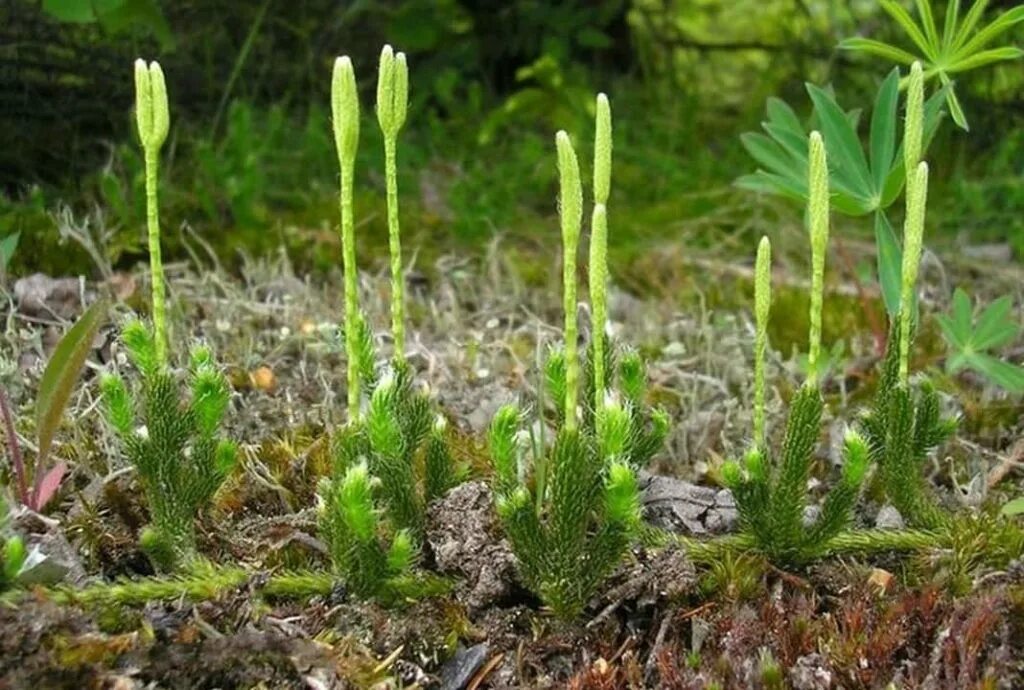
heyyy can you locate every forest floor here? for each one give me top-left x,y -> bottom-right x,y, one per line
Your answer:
1,222 -> 1024,689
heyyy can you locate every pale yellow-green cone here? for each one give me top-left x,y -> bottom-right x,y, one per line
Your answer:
593,93 -> 612,205
753,235 -> 772,448
806,131 -> 829,388
376,45 -> 410,360
331,56 -> 362,417
557,131 -> 583,430
904,62 -> 924,186
134,59 -> 169,151
590,92 -> 612,408
134,59 -> 171,365
899,162 -> 929,383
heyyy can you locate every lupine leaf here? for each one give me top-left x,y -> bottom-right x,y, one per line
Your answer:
806,84 -> 873,195
869,69 -> 900,194
968,353 -> 1024,392
972,295 -> 1018,350
880,0 -> 937,59
953,6 -> 1024,60
953,0 -> 991,53
949,46 -> 1024,72
875,212 -> 903,317
1001,497 -> 1024,517
839,37 -> 919,64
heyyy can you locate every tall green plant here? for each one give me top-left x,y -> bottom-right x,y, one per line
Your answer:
840,0 -> 1024,130
859,96 -> 957,529
723,133 -> 870,565
102,62 -> 238,570
490,102 -> 667,619
319,51 -> 458,603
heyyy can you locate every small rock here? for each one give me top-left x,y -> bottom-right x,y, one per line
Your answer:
439,643 -> 490,690
426,482 -> 518,611
868,567 -> 893,593
640,473 -> 737,535
249,366 -> 277,393
11,507 -> 88,586
14,274 -> 84,319
789,653 -> 832,690
802,504 -> 821,528
875,505 -> 905,530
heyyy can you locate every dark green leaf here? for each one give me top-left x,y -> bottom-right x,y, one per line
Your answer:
869,69 -> 900,195
765,97 -> 804,135
838,37 -> 919,64
806,84 -> 873,196
740,133 -> 803,180
875,212 -> 903,317
35,299 -> 108,467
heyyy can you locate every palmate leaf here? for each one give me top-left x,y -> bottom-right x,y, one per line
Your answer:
937,288 -> 1024,393
841,0 -> 1024,130
740,72 -> 948,222
876,212 -> 903,317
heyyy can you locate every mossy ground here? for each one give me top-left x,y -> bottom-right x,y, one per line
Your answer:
1,217 -> 1023,687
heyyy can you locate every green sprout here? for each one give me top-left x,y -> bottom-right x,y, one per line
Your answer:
806,131 -> 829,387
101,323 -> 237,570
557,130 -> 583,431
589,93 -> 612,411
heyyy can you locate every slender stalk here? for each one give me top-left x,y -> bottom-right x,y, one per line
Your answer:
899,163 -> 929,383
332,57 -> 361,418
753,236 -> 771,448
376,46 -> 409,362
806,131 -> 829,387
556,132 -> 583,430
384,136 -> 404,359
591,93 -> 612,410
144,151 -> 168,365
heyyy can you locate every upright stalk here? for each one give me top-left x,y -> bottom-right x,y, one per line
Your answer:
590,94 -> 612,410
134,60 -> 170,365
332,57 -> 362,418
376,46 -> 409,362
753,236 -> 771,448
806,131 -> 829,388
898,61 -> 926,385
556,132 -> 583,431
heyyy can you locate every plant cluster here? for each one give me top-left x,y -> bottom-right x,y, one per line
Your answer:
316,48 -> 458,602
100,61 -> 237,571
488,95 -> 668,618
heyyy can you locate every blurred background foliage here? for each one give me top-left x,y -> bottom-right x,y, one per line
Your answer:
2,0 -> 1023,276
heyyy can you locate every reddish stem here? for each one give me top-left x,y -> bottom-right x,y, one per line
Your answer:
0,387 -> 29,507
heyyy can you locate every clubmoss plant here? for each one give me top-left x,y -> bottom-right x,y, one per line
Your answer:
319,51 -> 458,603
490,106 -> 667,619
101,323 -> 237,569
134,59 -> 170,363
101,62 -> 237,570
859,85 -> 956,529
722,133 -> 870,565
